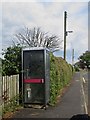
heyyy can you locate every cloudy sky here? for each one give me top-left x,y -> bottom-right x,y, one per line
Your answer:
1,0 -> 89,63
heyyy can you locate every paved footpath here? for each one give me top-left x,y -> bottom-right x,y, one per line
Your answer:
11,72 -> 86,119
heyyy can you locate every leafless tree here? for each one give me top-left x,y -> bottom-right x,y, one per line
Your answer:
15,27 -> 62,52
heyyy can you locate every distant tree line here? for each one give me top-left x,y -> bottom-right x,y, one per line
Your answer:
75,51 -> 90,70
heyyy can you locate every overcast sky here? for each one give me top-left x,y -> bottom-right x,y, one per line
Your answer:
0,0 -> 89,63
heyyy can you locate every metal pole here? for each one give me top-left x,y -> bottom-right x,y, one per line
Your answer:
64,11 -> 67,60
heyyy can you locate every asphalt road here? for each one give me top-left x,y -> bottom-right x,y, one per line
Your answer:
89,71 -> 90,115
80,70 -> 89,114
10,72 -> 87,119
80,70 -> 88,114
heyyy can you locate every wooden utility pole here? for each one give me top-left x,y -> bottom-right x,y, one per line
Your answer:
64,11 -> 67,60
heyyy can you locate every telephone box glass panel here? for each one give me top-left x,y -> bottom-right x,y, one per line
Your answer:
23,50 -> 45,103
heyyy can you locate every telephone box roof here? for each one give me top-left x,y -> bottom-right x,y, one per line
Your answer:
22,47 -> 50,51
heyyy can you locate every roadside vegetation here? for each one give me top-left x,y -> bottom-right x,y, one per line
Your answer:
50,53 -> 74,105
2,95 -> 20,116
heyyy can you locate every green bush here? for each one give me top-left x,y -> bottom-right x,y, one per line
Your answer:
50,53 -> 74,105
2,94 -> 20,115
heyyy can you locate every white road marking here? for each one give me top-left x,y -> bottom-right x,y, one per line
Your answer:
83,77 -> 86,83
81,77 -> 88,114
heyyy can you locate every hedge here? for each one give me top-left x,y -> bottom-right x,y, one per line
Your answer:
50,53 -> 74,105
